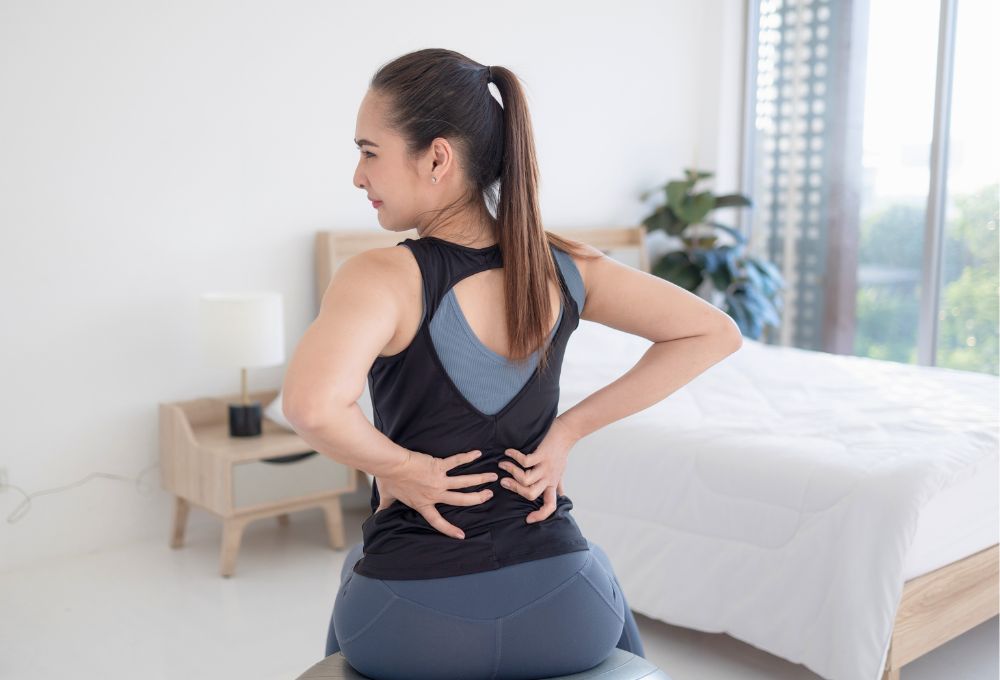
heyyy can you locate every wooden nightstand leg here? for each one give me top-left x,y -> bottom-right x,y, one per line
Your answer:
320,498 -> 346,550
277,513 -> 290,527
170,496 -> 190,549
220,516 -> 249,578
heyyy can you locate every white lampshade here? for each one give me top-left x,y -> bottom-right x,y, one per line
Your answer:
200,291 -> 285,367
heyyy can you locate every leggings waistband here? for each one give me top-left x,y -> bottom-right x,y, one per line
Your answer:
351,548 -> 593,621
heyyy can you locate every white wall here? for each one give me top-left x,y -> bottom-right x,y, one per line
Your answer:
0,0 -> 745,572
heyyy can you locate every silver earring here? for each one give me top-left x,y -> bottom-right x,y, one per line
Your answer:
431,176 -> 437,184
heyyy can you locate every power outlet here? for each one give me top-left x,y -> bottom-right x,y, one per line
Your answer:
0,466 -> 7,492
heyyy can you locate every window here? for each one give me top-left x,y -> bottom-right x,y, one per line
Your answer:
934,0 -> 998,373
743,0 -> 998,375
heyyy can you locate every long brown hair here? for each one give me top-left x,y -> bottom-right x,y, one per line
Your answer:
370,48 -> 601,373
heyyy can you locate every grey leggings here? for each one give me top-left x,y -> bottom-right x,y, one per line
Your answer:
325,538 -> 646,680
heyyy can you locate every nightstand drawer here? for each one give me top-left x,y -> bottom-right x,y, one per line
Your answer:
232,453 -> 351,508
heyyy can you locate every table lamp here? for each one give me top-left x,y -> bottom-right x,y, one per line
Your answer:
199,291 -> 285,437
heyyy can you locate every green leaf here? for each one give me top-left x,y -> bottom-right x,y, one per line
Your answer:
640,204 -> 672,232
691,192 -> 717,222
713,193 -> 753,209
684,168 -> 714,182
749,257 -> 785,288
726,294 -> 751,334
652,251 -> 703,291
665,181 -> 691,212
706,221 -> 748,246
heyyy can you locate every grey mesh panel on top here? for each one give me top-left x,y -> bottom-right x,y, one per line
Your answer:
419,246 -> 586,416
552,247 -> 586,314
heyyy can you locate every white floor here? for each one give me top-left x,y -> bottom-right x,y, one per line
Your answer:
2,506 -> 996,680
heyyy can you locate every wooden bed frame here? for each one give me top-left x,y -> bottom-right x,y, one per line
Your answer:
312,226 -> 999,680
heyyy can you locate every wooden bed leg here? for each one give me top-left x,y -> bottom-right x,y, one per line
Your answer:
881,639 -> 900,680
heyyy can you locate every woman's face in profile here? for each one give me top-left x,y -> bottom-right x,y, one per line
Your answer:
353,89 -> 427,230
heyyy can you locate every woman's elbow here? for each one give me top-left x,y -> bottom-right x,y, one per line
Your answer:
711,315 -> 744,351
281,380 -> 321,431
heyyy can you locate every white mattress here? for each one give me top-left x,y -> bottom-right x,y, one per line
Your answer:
904,447 -> 998,580
556,320 -> 998,680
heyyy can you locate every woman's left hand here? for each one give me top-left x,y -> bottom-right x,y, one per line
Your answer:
498,416 -> 578,524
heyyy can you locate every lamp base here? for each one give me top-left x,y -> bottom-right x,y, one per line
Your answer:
229,402 -> 262,437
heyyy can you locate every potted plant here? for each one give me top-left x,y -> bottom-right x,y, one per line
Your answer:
639,168 -> 785,341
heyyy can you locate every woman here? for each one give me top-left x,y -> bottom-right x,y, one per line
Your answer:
284,48 -> 742,680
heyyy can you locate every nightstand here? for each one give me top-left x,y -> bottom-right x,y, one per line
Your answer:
159,388 -> 358,577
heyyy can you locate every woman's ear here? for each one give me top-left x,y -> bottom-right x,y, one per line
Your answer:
427,136 -> 455,182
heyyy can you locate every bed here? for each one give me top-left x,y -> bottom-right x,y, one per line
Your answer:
313,226 -> 999,680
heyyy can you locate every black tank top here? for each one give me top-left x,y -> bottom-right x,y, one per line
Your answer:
353,235 -> 590,580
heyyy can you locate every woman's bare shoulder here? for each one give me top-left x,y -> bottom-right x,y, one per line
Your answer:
359,243 -> 420,285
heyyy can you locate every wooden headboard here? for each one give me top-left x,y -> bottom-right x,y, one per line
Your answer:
313,226 -> 650,306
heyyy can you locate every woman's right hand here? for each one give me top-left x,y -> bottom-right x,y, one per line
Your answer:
497,416 -> 578,524
376,449 -> 499,540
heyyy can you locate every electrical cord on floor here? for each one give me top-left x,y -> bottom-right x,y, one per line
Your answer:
2,462 -> 160,524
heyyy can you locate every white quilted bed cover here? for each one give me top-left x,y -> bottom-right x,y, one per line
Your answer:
558,321 -> 999,680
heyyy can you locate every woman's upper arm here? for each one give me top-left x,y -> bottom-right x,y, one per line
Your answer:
282,249 -> 401,428
574,244 -> 742,345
